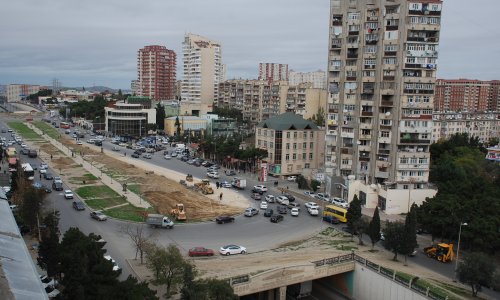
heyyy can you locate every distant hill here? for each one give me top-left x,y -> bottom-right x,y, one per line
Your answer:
63,86 -> 118,93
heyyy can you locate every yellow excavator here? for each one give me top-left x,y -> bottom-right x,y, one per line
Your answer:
170,203 -> 187,221
194,179 -> 214,195
423,243 -> 455,263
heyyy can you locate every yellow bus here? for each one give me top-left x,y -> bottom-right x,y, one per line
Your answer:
323,205 -> 348,223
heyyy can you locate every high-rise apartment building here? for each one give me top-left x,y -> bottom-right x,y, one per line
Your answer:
434,79 -> 500,112
258,63 -> 289,82
289,70 -> 327,89
432,111 -> 500,144
137,45 -> 176,101
6,84 -> 41,102
181,33 -> 222,116
325,0 -> 442,214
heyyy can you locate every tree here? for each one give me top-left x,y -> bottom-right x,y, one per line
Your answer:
367,206 -> 381,249
180,263 -> 207,300
114,275 -> 158,300
155,103 -> 166,130
145,243 -> 186,297
37,212 -> 62,278
310,180 -> 321,192
457,252 -> 495,297
18,184 -> 46,231
382,221 -> 406,261
296,175 -> 309,190
401,204 -> 418,265
309,107 -> 326,127
346,195 -> 362,234
175,116 -> 181,139
205,278 -> 239,300
121,224 -> 155,264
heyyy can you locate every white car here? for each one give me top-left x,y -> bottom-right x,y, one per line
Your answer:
76,141 -> 83,145
164,155 -> 171,160
207,172 -> 219,179
64,190 -> 74,199
21,143 -> 27,148
142,153 -> 152,159
171,152 -> 178,157
276,196 -> 289,206
40,163 -> 48,170
265,194 -> 275,203
287,175 -> 297,182
40,169 -> 47,174
304,191 -> 315,198
253,185 -> 268,193
220,181 -> 232,188
104,255 -> 121,271
290,207 -> 300,216
305,202 -> 319,210
45,286 -> 60,298
331,197 -> 349,208
219,245 -> 247,256
308,207 -> 319,216
260,201 -> 268,210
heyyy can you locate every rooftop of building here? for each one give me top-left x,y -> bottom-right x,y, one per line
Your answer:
256,112 -> 319,131
166,116 -> 206,121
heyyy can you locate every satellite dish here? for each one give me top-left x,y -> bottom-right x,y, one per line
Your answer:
385,112 -> 391,116
347,175 -> 356,180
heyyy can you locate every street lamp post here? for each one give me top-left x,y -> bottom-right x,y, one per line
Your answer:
454,222 -> 468,282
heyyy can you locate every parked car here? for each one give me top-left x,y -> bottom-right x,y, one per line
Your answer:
131,153 -> 140,158
40,275 -> 58,289
225,170 -> 236,176
260,201 -> 268,210
64,190 -> 74,199
112,146 -> 120,151
331,197 -> 349,208
270,214 -> 284,223
43,173 -> 54,180
251,193 -> 262,200
20,148 -> 30,155
244,207 -> 259,217
220,181 -> 232,188
304,191 -> 315,198
283,193 -> 295,202
207,172 -> 219,179
216,215 -> 235,224
90,211 -> 107,221
277,205 -> 287,214
219,245 -> 246,256
322,215 -> 340,224
305,202 -> 319,210
276,196 -> 289,205
188,247 -> 215,257
287,176 -> 297,182
265,194 -> 275,203
307,207 -> 319,216
252,185 -> 268,193
164,155 -> 171,160
142,153 -> 152,159
264,208 -> 274,217
290,208 -> 300,217
45,286 -> 60,298
103,255 -> 120,271
72,201 -> 85,211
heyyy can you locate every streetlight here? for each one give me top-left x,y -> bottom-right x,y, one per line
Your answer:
454,222 -> 468,282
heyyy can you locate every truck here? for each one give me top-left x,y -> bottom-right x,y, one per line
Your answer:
146,214 -> 174,229
423,243 -> 455,263
231,177 -> 247,190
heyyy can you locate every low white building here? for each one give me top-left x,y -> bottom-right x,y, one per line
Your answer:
104,97 -> 156,138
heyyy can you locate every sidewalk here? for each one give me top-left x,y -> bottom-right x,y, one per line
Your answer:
26,123 -> 151,209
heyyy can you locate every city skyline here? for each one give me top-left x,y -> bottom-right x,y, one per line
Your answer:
1,0 -> 499,89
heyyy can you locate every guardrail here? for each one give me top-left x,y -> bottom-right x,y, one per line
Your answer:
228,253 -> 449,300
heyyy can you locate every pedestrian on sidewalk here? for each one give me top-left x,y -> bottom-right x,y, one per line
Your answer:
219,192 -> 223,201
216,181 -> 220,189
50,154 -> 53,160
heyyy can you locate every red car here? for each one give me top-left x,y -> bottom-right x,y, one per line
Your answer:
188,247 -> 215,257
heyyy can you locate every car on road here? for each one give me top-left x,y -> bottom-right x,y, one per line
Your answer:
207,172 -> 219,179
315,193 -> 330,202
265,194 -> 275,203
287,202 -> 300,209
220,181 -> 232,188
260,201 -> 268,210
283,193 -> 295,202
244,207 -> 259,217
264,208 -> 274,217
20,148 -> 30,155
52,182 -> 63,191
331,197 -> 349,208
322,215 -> 340,224
43,172 -> 54,180
252,185 -> 268,193
304,191 -> 315,198
164,155 -> 171,160
104,255 -> 120,271
276,196 -> 289,205
143,153 -> 152,159
90,211 -> 107,221
76,141 -> 83,145
215,215 -> 235,224
170,152 -> 177,157
42,185 -> 52,193
112,146 -> 120,151
287,176 -> 297,182
270,214 -> 284,223
290,207 -> 300,216
277,205 -> 287,214
21,143 -> 27,148
225,170 -> 236,176
188,247 -> 215,257
40,163 -> 48,170
40,168 -> 47,175
251,193 -> 262,200
64,190 -> 74,199
304,202 -> 319,210
307,207 -> 319,216
219,245 -> 246,256
53,176 -> 62,183
131,153 -> 140,158
72,201 -> 85,211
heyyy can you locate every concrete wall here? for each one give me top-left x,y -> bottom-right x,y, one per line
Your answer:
352,264 -> 427,300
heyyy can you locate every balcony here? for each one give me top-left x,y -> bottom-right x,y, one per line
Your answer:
361,111 -> 373,117
383,76 -> 395,81
400,139 -> 431,144
341,148 -> 353,155
359,156 -> 370,162
381,100 -> 394,106
347,52 -> 358,59
346,76 -> 357,81
362,88 -> 374,94
380,125 -> 392,130
378,149 -> 391,155
375,171 -> 389,178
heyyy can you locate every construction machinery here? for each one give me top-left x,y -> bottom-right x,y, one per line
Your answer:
194,179 -> 214,195
186,174 -> 193,182
170,203 -> 187,221
423,243 -> 455,263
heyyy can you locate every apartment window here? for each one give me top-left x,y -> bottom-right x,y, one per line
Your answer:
344,104 -> 356,111
421,133 -> 429,139
419,158 -> 428,164
347,12 -> 360,20
417,171 -> 425,176
345,115 -> 353,122
303,131 -> 307,138
384,31 -> 398,40
293,143 -> 297,149
383,57 -> 397,65
309,153 -> 313,160
365,45 -> 377,53
258,129 -> 261,135
381,131 -> 390,138
302,153 -> 307,160
410,157 -> 418,164
364,58 -> 376,65
384,44 -> 398,52
286,132 -> 290,138
292,153 -> 297,160
310,132 -> 314,138
285,154 -> 290,161
303,142 -> 307,149
342,159 -> 349,165
345,82 -> 357,90
286,143 -> 290,150
293,132 -> 297,138
310,142 -> 314,149
258,140 -> 261,146
400,157 -> 408,164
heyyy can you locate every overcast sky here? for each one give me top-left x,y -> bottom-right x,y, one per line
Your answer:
1,0 -> 499,89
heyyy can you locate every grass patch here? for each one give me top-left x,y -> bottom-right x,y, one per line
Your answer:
84,173 -> 98,180
69,173 -> 99,184
436,282 -> 473,298
127,184 -> 142,195
32,121 -> 60,139
76,185 -> 120,199
85,197 -> 127,210
7,121 -> 41,140
104,204 -> 156,222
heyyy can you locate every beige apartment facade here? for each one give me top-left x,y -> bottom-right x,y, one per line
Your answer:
289,70 -> 327,89
218,80 -> 326,124
6,84 -> 41,102
325,0 -> 442,213
432,111 -> 500,144
181,33 -> 222,116
255,113 -> 325,177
